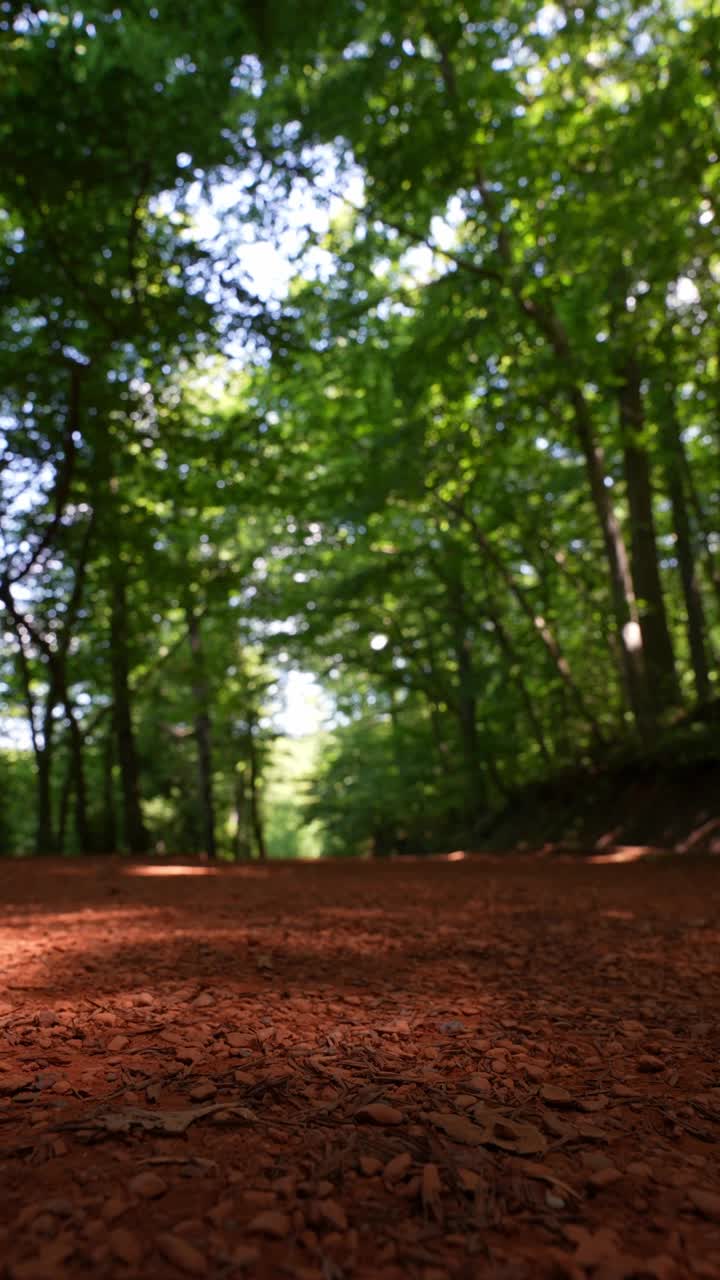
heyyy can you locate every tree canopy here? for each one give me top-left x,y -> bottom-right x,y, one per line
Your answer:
1,0 -> 718,859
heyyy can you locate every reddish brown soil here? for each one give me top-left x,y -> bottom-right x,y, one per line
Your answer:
1,855 -> 719,1280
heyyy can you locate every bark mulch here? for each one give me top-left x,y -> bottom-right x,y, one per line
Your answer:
0,854 -> 718,1280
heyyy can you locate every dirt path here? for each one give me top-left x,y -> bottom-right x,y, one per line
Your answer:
1,855 -> 718,1279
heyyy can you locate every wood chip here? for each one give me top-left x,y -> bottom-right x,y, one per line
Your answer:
247,1210 -> 291,1238
355,1102 -> 405,1126
129,1171 -> 167,1199
156,1232 -> 207,1275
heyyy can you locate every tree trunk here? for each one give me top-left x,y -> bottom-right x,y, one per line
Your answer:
455,502 -> 605,742
36,743 -> 56,854
232,768 -> 251,861
186,601 -> 217,861
247,721 -> 267,861
488,607 -> 552,766
655,376 -> 712,703
57,754 -> 72,855
444,566 -> 484,820
102,728 -> 118,853
110,566 -> 149,854
433,37 -> 651,733
619,356 -> 680,713
65,702 -> 92,852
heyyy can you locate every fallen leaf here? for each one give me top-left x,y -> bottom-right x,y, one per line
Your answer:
359,1156 -> 383,1175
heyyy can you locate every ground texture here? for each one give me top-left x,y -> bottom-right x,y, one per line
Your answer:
1,855 -> 719,1280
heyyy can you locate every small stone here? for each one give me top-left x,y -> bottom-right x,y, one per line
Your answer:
107,1035 -> 129,1052
192,992 -> 215,1008
359,1156 -> 383,1176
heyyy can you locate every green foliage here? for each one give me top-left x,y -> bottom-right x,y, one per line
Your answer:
1,0 -> 718,859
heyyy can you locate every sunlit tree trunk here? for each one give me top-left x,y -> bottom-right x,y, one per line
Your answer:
618,356 -> 680,714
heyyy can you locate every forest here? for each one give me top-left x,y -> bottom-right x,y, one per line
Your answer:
1,0 -> 719,861
2,7 -> 720,1279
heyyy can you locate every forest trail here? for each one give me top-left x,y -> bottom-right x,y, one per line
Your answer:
1,856 -> 719,1280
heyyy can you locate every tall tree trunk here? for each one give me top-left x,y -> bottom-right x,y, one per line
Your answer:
102,728 -> 118,853
186,601 -> 217,861
36,742 -> 56,854
57,753 -> 72,855
63,701 -> 91,852
487,607 -> 552,766
247,720 -> 267,861
655,375 -> 712,702
618,356 -> 680,713
232,768 -> 251,861
444,565 -> 484,820
110,566 -> 149,854
1,585 -> 56,852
